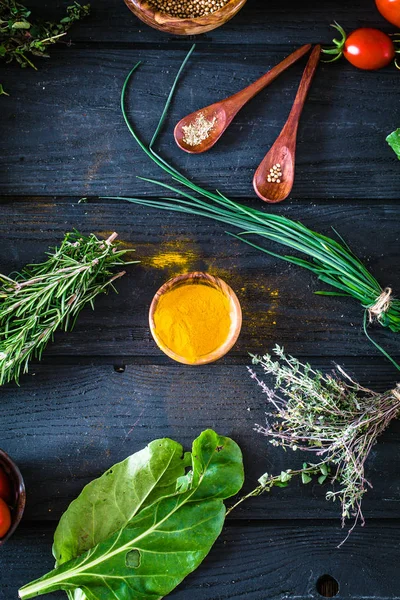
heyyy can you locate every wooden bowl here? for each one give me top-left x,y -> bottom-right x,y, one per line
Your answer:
0,449 -> 25,545
149,272 -> 242,365
124,0 -> 248,35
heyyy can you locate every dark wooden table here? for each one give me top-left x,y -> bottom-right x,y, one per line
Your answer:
1,1 -> 400,598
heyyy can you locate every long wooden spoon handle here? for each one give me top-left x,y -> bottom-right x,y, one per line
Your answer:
227,44 -> 312,108
283,45 -> 321,135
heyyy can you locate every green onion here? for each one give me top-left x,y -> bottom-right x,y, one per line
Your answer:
105,47 -> 400,371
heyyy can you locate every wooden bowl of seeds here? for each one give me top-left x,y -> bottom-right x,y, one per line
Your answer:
124,0 -> 248,35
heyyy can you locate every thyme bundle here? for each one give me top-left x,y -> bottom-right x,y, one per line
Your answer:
106,47 -> 400,371
0,231 -> 135,385
0,0 -> 90,94
229,346 -> 400,544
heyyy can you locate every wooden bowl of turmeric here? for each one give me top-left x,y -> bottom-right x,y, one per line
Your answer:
124,0 -> 247,36
149,272 -> 242,365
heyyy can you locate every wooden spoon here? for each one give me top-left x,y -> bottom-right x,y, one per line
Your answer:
174,44 -> 311,154
253,45 -> 321,204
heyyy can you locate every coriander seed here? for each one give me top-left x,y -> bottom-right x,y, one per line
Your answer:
268,162 -> 283,183
148,0 -> 230,18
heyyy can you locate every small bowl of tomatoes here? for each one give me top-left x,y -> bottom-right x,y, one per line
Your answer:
0,449 -> 25,545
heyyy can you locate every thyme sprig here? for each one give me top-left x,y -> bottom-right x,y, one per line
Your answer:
105,48 -> 400,371
229,346 -> 400,544
0,0 -> 90,93
0,231 -> 136,385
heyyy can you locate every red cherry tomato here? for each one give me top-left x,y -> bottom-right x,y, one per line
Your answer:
323,23 -> 396,70
0,498 -> 11,538
0,467 -> 11,503
376,0 -> 400,27
344,28 -> 395,70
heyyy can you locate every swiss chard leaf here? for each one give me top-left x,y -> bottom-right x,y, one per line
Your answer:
19,430 -> 244,600
53,438 -> 190,566
54,437 -> 191,600
386,129 -> 400,160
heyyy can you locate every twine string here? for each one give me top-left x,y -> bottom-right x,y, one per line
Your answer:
368,287 -> 393,323
393,386 -> 400,402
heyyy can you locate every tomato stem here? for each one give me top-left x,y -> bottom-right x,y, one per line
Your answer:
392,35 -> 400,68
321,21 -> 347,63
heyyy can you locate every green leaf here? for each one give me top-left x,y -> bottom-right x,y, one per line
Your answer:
53,438 -> 191,567
301,472 -> 312,484
258,472 -> 269,486
320,463 -> 329,476
279,470 -> 291,483
318,475 -> 328,485
386,129 -> 400,160
11,20 -> 31,28
19,430 -> 244,600
0,84 -> 9,96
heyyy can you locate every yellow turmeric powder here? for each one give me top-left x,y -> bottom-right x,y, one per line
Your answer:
153,282 -> 232,363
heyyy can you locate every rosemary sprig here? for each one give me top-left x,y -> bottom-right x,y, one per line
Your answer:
105,48 -> 400,371
230,346 -> 400,545
0,231 -> 136,385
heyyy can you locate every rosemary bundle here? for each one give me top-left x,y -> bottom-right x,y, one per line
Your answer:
106,47 -> 400,370
0,231 -> 135,385
229,346 -> 400,543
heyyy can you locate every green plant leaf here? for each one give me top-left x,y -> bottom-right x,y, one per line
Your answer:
19,430 -> 244,600
320,463 -> 329,476
53,438 -> 191,566
53,438 -> 192,600
11,20 -> 31,28
386,129 -> 400,160
279,470 -> 291,483
301,472 -> 312,484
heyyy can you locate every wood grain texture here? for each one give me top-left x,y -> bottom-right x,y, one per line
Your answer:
6,520 -> 400,599
18,0 -> 397,44
174,44 -> 313,154
0,200 -> 398,359
1,46 -> 400,198
1,0 -> 400,598
0,360 -> 398,522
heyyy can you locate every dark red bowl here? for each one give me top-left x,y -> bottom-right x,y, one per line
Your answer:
0,449 -> 25,545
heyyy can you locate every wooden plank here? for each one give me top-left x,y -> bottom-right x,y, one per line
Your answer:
0,199 -> 398,358
22,0 -> 395,44
1,360 -> 399,522
2,46 -> 400,198
7,520 -> 400,599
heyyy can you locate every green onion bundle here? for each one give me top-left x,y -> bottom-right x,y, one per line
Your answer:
107,47 -> 400,370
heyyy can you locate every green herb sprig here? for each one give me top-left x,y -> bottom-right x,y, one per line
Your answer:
106,47 -> 400,371
0,231 -> 136,385
229,346 -> 400,544
0,0 -> 90,93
